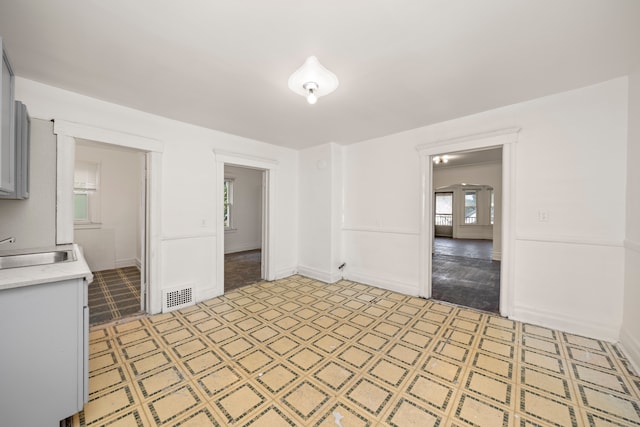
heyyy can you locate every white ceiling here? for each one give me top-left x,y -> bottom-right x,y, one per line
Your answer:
0,1 -> 637,150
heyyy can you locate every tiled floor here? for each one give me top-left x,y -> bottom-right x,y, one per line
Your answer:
89,267 -> 142,325
225,249 -> 262,292
73,275 -> 640,426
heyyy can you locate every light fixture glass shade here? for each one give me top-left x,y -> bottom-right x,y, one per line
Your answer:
288,56 -> 339,102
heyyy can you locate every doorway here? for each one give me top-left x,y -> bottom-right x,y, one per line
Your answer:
417,127 -> 519,317
54,120 -> 162,315
223,165 -> 264,291
73,140 -> 146,324
214,151 -> 277,296
430,149 -> 502,313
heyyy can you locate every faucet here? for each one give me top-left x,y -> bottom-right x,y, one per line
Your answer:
0,237 -> 16,245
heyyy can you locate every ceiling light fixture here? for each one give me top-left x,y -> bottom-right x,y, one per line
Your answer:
288,56 -> 339,105
433,155 -> 449,164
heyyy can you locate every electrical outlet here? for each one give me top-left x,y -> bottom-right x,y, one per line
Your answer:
538,210 -> 549,222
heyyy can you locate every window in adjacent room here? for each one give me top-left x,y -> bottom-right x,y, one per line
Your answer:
74,161 -> 101,226
435,193 -> 453,226
223,178 -> 234,229
464,190 -> 477,224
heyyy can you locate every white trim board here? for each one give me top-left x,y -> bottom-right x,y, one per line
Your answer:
225,243 -> 262,254
512,304 -> 620,343
624,239 -> 640,253
517,234 -> 624,248
345,271 -> 418,297
297,265 -> 341,284
342,226 -> 420,236
54,120 -> 163,153
619,327 -> 640,376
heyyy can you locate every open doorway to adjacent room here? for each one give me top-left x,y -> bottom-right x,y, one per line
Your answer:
223,165 -> 264,291
73,139 -> 147,325
431,147 -> 502,313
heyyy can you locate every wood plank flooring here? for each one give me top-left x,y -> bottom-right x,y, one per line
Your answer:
224,249 -> 262,291
431,237 -> 500,313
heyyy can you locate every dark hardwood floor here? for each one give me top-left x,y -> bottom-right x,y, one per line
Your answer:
224,249 -> 262,291
432,237 -> 500,313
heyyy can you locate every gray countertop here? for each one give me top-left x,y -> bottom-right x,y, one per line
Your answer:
0,244 -> 93,290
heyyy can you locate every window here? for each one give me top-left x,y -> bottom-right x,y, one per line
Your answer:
74,161 -> 101,225
435,193 -> 453,226
223,178 -> 234,229
490,190 -> 495,225
464,190 -> 477,224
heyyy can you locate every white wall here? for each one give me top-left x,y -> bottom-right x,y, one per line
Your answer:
224,165 -> 262,254
298,143 -> 344,283
341,137 -> 421,296
339,77 -> 628,341
0,119 -> 56,250
15,78 -> 299,313
621,68 -> 640,371
74,143 -> 142,271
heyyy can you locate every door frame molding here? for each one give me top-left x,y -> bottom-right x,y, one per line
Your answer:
214,150 -> 278,294
417,127 -> 519,317
53,120 -> 163,313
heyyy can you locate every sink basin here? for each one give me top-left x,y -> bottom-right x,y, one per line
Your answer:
0,249 -> 76,270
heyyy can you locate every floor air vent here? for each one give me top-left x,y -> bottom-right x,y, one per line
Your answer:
162,286 -> 194,313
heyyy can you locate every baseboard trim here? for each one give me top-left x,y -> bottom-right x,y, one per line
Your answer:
297,265 -> 341,284
511,304 -> 620,342
115,258 -> 137,268
225,243 -> 262,254
345,271 -> 418,297
619,326 -> 640,376
492,250 -> 502,261
197,287 -> 221,303
275,267 -> 298,280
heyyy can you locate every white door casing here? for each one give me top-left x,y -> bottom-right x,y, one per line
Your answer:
417,127 -> 519,317
214,150 -> 277,294
54,120 -> 163,313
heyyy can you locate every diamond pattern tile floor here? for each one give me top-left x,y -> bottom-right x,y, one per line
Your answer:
71,275 -> 640,426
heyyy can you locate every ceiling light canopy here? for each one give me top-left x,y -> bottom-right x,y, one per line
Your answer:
288,56 -> 339,105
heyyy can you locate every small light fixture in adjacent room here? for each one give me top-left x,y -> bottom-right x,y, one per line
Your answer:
433,155 -> 449,164
288,56 -> 339,105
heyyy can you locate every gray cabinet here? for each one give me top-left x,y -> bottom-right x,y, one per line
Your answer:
0,36 -> 16,195
0,277 -> 89,426
0,101 -> 30,199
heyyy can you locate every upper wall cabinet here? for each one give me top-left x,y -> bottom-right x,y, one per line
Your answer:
0,38 -> 29,200
1,37 -> 16,195
0,101 -> 30,199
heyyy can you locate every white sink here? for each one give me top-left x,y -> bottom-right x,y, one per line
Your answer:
0,249 -> 76,270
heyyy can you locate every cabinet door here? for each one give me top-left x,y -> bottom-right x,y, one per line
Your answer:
0,40 -> 15,194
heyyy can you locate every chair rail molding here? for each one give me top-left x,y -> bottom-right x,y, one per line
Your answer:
417,127 -> 520,318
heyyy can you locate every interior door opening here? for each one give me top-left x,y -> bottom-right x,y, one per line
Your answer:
223,164 -> 265,292
430,147 -> 502,313
73,139 -> 149,325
